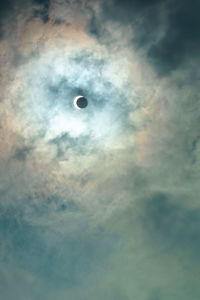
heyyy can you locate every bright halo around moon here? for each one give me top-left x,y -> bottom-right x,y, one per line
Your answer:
73,96 -> 88,110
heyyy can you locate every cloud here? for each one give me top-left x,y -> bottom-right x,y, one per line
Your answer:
142,192 -> 200,256
99,0 -> 200,75
0,195 -> 121,297
13,145 -> 34,161
147,0 -> 200,75
0,0 -> 12,38
0,0 -> 200,299
32,0 -> 50,23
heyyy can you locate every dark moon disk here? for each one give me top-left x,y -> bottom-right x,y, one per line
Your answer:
77,96 -> 88,108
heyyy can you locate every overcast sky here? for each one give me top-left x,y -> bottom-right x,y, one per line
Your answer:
0,0 -> 200,299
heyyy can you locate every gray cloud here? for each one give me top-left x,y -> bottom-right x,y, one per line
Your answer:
0,0 -> 12,38
0,0 -> 200,299
48,132 -> 91,158
142,193 -> 200,257
32,0 -> 50,23
96,0 -> 200,75
0,195 -> 121,293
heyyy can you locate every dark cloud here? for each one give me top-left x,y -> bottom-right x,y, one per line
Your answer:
53,18 -> 67,25
0,203 -> 119,289
13,145 -> 33,161
0,0 -> 13,38
104,0 -> 163,23
142,193 -> 200,257
191,135 -> 200,164
97,0 -> 166,51
22,193 -> 81,217
0,0 -> 12,18
86,5 -> 103,39
148,0 -> 200,75
101,0 -> 200,75
33,0 -> 50,23
48,132 -> 90,158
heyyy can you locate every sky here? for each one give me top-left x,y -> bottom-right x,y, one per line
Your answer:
0,0 -> 200,299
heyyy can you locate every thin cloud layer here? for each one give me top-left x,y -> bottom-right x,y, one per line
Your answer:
0,0 -> 200,299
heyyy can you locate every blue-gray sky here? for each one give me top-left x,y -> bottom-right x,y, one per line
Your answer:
0,0 -> 200,299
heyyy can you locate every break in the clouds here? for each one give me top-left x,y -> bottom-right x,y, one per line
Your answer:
0,0 -> 200,299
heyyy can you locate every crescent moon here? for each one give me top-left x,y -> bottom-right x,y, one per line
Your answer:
73,96 -> 83,110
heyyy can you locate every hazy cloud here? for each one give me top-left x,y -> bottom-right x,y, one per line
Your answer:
0,0 -> 200,299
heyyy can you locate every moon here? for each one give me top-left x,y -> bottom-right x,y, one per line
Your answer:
73,96 -> 88,110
